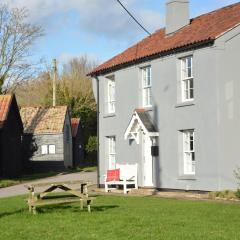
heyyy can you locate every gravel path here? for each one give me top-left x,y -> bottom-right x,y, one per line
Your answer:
0,171 -> 97,199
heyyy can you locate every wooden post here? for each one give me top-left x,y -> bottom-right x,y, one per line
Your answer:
52,59 -> 57,107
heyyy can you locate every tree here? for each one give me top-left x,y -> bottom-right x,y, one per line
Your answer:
0,4 -> 43,93
16,55 -> 98,164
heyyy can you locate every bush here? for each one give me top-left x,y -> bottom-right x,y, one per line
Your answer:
235,189 -> 240,199
209,190 -> 236,200
86,136 -> 97,153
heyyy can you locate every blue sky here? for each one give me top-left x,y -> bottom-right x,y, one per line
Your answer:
3,0 -> 240,67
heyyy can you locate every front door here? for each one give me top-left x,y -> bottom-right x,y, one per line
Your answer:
142,134 -> 153,187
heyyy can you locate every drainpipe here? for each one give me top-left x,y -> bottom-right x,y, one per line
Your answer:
96,76 -> 100,188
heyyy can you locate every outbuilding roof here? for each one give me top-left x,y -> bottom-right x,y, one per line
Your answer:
20,106 -> 68,134
71,118 -> 80,138
0,95 -> 12,128
89,2 -> 240,76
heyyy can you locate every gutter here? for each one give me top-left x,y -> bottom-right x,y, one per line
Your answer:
96,77 -> 100,188
88,39 -> 214,77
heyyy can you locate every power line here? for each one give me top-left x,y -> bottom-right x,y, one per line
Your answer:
116,0 -> 152,36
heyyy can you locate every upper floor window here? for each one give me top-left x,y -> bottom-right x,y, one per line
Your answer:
181,56 -> 194,102
107,77 -> 115,114
182,130 -> 195,175
142,66 -> 152,107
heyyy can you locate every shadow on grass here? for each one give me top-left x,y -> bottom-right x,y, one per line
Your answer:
37,204 -> 119,214
0,209 -> 25,218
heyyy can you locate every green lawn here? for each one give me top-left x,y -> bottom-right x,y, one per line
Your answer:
0,195 -> 240,240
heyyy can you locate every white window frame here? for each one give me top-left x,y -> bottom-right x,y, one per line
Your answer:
108,136 -> 116,170
41,144 -> 56,155
181,56 -> 194,102
41,145 -> 48,155
183,130 -> 195,175
107,79 -> 116,114
142,66 -> 152,107
49,145 -> 56,154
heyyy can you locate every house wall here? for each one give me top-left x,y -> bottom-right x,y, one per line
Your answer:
27,134 -> 64,161
0,99 -> 22,178
93,25 -> 240,191
22,133 -> 65,173
215,25 -> 240,190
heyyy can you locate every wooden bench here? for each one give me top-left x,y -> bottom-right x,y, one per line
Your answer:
25,180 -> 95,214
104,163 -> 138,194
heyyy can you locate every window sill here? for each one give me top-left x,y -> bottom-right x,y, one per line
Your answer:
175,101 -> 195,108
103,113 -> 116,118
178,175 -> 196,180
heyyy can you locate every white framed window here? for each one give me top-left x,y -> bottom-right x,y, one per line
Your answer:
41,144 -> 56,155
142,66 -> 152,107
41,145 -> 48,155
49,145 -> 56,154
183,130 -> 195,175
108,136 -> 116,170
107,78 -> 116,113
181,56 -> 194,102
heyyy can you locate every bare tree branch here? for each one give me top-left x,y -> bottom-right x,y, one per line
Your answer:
0,4 -> 43,93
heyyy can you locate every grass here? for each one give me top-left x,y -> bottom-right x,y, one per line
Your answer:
0,166 -> 97,188
0,195 -> 240,240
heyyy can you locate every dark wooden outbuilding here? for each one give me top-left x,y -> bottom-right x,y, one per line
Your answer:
71,118 -> 84,167
0,94 -> 23,178
20,106 -> 73,173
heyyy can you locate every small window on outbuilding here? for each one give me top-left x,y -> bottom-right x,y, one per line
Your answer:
41,145 -> 48,155
49,145 -> 56,154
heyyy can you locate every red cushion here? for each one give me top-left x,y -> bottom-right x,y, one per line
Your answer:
106,169 -> 120,182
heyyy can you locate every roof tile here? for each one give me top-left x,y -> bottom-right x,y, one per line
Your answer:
71,118 -> 80,137
20,106 -> 68,134
90,3 -> 240,76
0,95 -> 12,128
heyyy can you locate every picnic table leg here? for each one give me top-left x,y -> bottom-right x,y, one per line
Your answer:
84,184 -> 88,197
87,200 -> 91,212
80,199 -> 83,210
32,206 -> 37,215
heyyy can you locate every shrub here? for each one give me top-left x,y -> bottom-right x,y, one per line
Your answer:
208,190 -> 236,200
86,136 -> 97,153
235,189 -> 240,199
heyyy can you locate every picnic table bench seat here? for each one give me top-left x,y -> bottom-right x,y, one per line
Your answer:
25,180 -> 95,214
104,163 -> 138,194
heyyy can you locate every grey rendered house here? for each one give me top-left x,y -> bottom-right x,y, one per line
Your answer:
20,106 -> 73,172
90,1 -> 240,191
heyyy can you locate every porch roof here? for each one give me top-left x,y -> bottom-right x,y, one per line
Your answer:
124,109 -> 159,143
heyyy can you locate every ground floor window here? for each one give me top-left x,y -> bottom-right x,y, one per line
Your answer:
41,144 -> 56,155
182,130 -> 195,175
107,136 -> 116,169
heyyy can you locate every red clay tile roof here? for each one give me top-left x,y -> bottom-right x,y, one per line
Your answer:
90,2 -> 240,76
71,118 -> 80,138
0,95 -> 13,129
20,106 -> 68,134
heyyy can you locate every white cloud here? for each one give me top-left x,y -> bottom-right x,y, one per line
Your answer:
2,0 -> 163,40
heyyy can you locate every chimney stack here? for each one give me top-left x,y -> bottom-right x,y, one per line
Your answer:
166,0 -> 190,35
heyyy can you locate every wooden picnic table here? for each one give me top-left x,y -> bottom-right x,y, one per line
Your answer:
25,180 -> 95,214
